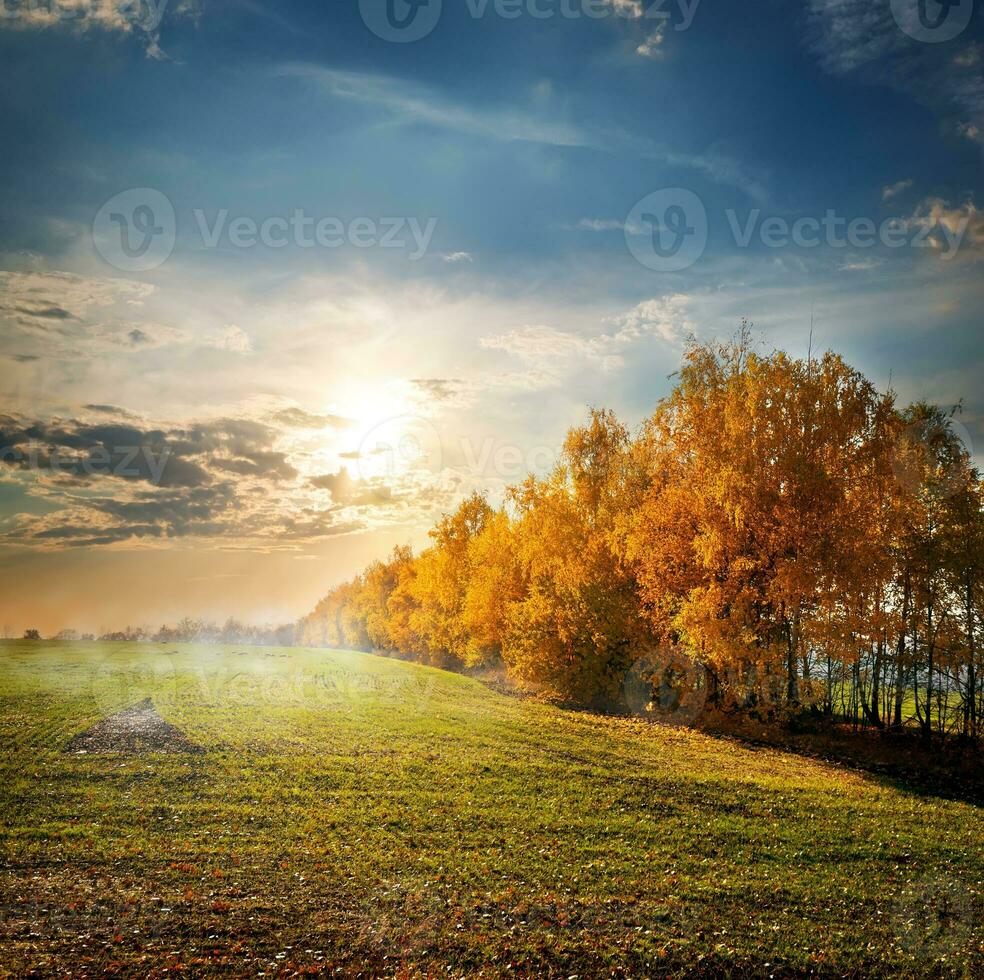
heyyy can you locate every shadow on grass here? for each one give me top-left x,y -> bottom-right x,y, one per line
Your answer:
696,714 -> 984,808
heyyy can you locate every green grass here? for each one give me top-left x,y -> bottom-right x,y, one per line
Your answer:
0,640 -> 981,977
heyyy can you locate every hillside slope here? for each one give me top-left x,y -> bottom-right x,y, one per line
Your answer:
1,640 -> 981,977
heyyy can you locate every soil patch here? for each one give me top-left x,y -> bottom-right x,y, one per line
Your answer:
65,698 -> 204,755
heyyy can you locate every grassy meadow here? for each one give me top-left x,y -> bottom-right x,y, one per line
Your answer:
0,639 -> 981,977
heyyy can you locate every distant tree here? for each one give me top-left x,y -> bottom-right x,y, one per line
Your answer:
54,629 -> 80,642
23,629 -> 42,640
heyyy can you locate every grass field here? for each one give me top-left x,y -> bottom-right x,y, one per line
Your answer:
1,640 -> 981,977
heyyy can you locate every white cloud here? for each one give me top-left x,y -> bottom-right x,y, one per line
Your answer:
958,121 -> 982,146
481,324 -> 603,362
280,64 -> 770,201
441,251 -> 473,264
806,0 -> 984,158
882,179 -> 913,201
281,65 -> 588,148
480,294 -> 693,383
574,218 -> 625,232
0,271 -> 155,326
838,257 -> 882,272
636,23 -> 667,59
207,324 -> 253,353
906,198 -> 984,258
606,294 -> 695,345
806,0 -> 898,74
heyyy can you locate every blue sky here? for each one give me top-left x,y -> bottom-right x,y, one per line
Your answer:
1,0 -> 982,631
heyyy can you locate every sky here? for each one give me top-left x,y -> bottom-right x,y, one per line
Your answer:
1,0 -> 982,634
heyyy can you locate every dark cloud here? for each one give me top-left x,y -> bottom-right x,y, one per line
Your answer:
0,405 -> 420,550
279,515 -> 367,540
211,450 -> 298,481
12,305 -> 74,320
410,378 -> 467,401
83,404 -> 130,415
274,407 -> 354,429
309,468 -> 392,506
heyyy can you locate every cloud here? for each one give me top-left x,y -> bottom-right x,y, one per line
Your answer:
806,1 -> 984,154
281,65 -> 588,148
0,271 -> 272,359
0,0 -> 153,34
0,401 -> 453,549
309,468 -> 391,507
481,324 -> 604,364
207,324 -> 253,353
883,179 -> 913,201
636,23 -> 667,59
573,218 -> 627,232
0,270 -> 154,325
0,0 -> 203,59
480,294 -> 693,384
606,294 -> 695,346
838,256 -> 882,272
806,0 -> 899,74
409,378 -> 470,403
0,271 -> 193,356
906,198 -> 984,258
441,252 -> 473,263
280,63 -> 768,199
83,403 -> 140,417
273,407 -> 354,430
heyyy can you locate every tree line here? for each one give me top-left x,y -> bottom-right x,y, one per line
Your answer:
303,332 -> 982,740
19,619 -> 297,647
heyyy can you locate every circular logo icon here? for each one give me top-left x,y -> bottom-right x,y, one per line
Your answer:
356,415 -> 444,483
893,875 -> 975,961
92,187 -> 176,272
890,0 -> 975,42
623,644 -> 707,726
625,188 -> 708,272
359,0 -> 442,42
85,647 -> 181,719
890,415 -> 975,502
